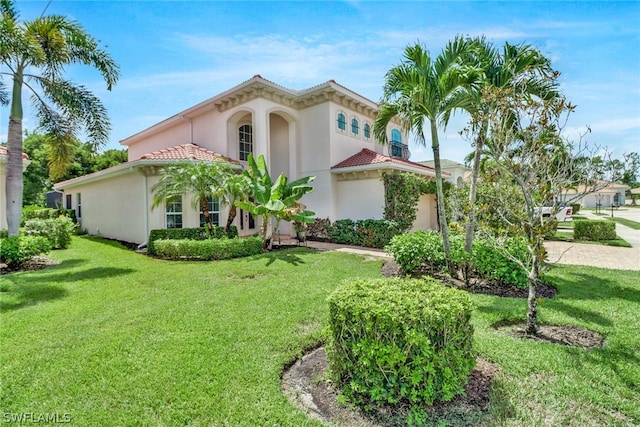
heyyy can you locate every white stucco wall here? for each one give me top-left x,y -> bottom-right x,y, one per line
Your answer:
0,161 -> 6,231
63,171 -> 147,243
413,193 -> 438,231
335,178 -> 385,220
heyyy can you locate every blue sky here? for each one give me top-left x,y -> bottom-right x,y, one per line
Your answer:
2,0 -> 639,163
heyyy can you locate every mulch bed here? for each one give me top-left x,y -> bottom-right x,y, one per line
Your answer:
0,256 -> 60,275
381,259 -> 558,299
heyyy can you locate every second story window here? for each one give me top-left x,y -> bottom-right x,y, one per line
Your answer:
337,113 -> 346,131
239,124 -> 253,161
363,123 -> 371,139
351,118 -> 359,136
391,129 -> 402,144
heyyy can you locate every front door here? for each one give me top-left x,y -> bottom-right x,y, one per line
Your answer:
239,209 -> 256,235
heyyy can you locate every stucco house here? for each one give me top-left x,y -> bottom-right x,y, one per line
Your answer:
54,76 -> 446,244
0,146 -> 31,231
560,181 -> 630,208
420,159 -> 471,187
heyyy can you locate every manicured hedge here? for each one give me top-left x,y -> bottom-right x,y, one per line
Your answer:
0,236 -> 52,267
147,226 -> 238,255
327,278 -> 475,408
21,207 -> 76,225
386,230 -> 530,288
574,219 -> 617,241
329,219 -> 402,249
152,237 -> 262,260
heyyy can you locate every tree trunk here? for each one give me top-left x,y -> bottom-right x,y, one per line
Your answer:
6,71 -> 25,237
525,238 -> 543,335
430,120 -> 451,258
226,205 -> 237,232
464,120 -> 487,253
200,196 -> 213,236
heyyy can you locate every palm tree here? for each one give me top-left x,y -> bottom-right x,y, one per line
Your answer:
1,0 -> 119,236
374,38 -> 480,259
151,161 -> 235,235
218,169 -> 250,233
462,38 -> 559,252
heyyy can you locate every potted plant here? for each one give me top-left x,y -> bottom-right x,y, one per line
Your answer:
293,221 -> 307,241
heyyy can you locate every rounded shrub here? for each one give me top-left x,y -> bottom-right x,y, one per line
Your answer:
0,236 -> 52,267
384,230 -> 445,274
326,278 -> 475,408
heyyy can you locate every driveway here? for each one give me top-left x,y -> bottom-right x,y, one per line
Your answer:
545,207 -> 638,270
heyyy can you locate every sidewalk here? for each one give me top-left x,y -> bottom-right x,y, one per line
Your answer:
291,220 -> 640,271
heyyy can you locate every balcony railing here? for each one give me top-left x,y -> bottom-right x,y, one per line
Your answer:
390,142 -> 410,160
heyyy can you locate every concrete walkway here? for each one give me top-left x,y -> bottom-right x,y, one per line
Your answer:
293,209 -> 640,271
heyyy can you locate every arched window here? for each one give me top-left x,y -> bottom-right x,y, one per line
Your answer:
351,118 -> 359,136
391,129 -> 402,144
337,113 -> 346,131
239,124 -> 253,161
363,123 -> 371,139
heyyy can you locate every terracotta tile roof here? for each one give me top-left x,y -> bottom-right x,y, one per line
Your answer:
332,148 -> 445,174
0,145 -> 30,160
139,143 -> 239,164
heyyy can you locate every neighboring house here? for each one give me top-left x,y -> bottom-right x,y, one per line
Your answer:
0,146 -> 31,231
560,181 -> 630,208
420,159 -> 471,187
55,75 -> 446,244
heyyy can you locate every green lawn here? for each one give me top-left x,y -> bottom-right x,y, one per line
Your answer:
1,237 -> 639,426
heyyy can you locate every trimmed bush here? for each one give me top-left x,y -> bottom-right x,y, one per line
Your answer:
153,236 -> 262,260
306,218 -> 333,241
570,203 -> 581,215
385,230 -> 446,274
147,226 -> 238,255
24,217 -> 75,249
471,235 -> 529,288
21,207 -> 76,226
327,278 -> 475,408
330,219 -> 402,249
574,219 -> 617,241
0,236 -> 52,267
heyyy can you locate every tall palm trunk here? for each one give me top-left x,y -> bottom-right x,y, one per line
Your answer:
430,120 -> 451,258
464,118 -> 488,252
225,205 -> 237,232
200,196 -> 213,235
6,70 -> 25,237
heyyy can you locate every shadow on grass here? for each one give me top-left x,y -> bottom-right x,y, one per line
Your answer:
259,247 -> 308,266
549,270 -> 640,304
20,267 -> 136,284
0,277 -> 68,312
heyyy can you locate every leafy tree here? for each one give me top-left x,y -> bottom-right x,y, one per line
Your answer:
235,154 -> 315,251
18,131 -> 127,206
218,171 -> 251,233
151,161 -> 236,235
461,38 -> 559,253
480,80 -> 611,335
374,38 -> 480,263
0,0 -> 119,236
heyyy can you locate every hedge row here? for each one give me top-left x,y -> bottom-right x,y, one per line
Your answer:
327,277 -> 475,408
573,219 -> 617,241
147,226 -> 238,255
153,236 -> 262,260
21,207 -> 76,225
306,218 -> 402,249
386,230 -> 530,288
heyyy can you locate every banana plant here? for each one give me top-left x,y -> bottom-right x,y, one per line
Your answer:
235,154 -> 315,250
